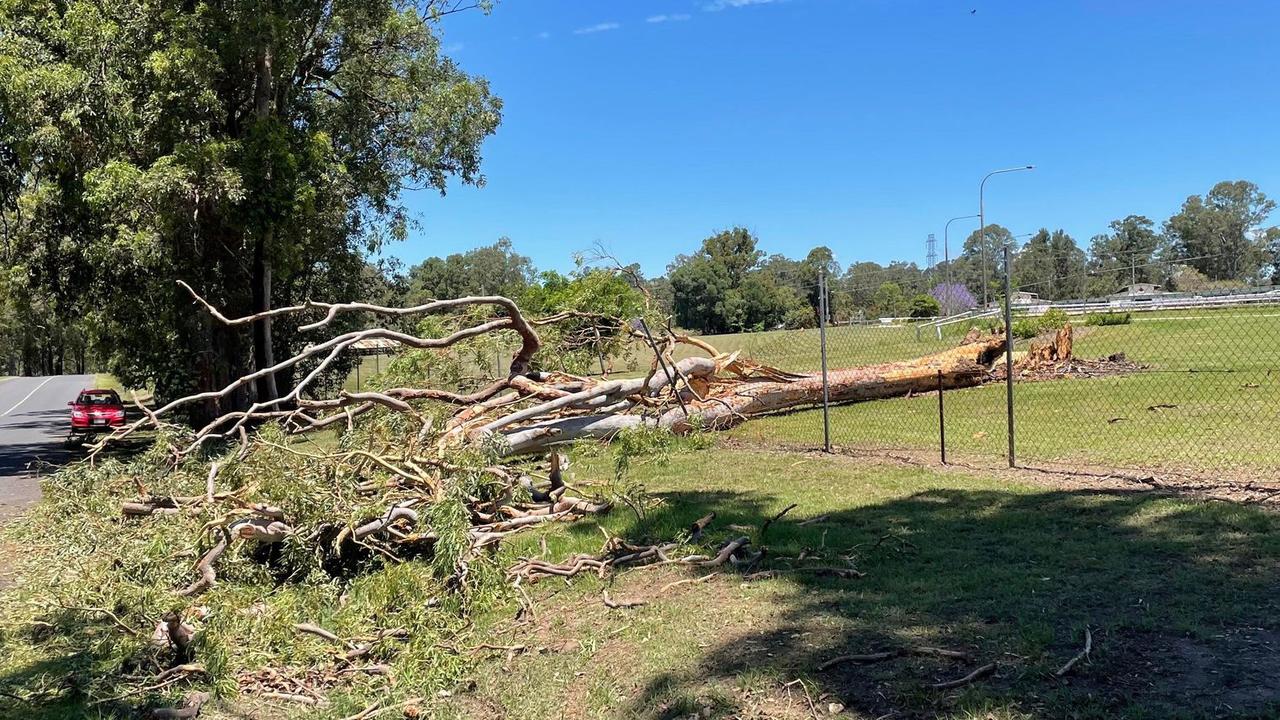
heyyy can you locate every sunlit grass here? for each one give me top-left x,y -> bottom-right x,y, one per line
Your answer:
707,306 -> 1280,474
442,445 -> 1280,719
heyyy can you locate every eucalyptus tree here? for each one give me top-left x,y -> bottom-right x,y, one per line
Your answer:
0,0 -> 500,414
1164,181 -> 1276,282
1086,215 -> 1165,295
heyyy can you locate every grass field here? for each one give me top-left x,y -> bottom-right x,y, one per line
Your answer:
3,442 -> 1275,719
342,353 -> 393,393
693,307 -> 1280,476
422,446 -> 1280,719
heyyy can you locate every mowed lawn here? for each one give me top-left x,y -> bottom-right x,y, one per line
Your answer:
694,307 -> 1280,475
451,446 -> 1280,720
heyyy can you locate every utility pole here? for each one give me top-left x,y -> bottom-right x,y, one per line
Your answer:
979,166 -> 1035,307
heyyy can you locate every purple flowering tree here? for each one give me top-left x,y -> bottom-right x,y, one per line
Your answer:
930,283 -> 977,316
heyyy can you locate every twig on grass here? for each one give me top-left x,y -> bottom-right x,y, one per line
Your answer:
782,678 -> 821,720
294,622 -> 346,646
53,603 -> 141,637
818,646 -> 970,670
660,572 -> 718,594
912,646 -> 970,660
261,691 -> 323,705
602,590 -> 646,609
1055,626 -> 1092,677
153,664 -> 206,683
818,651 -> 899,669
761,503 -> 798,535
931,662 -> 996,690
340,696 -> 424,720
744,566 -> 864,581
689,512 -> 716,540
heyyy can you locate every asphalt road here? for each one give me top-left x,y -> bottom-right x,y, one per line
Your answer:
0,374 -> 94,524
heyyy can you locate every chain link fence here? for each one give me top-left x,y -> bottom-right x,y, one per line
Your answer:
691,258 -> 1280,480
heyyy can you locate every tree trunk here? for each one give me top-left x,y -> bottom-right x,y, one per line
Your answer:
499,336 -> 1006,454
252,234 -> 278,402
250,38 -> 279,402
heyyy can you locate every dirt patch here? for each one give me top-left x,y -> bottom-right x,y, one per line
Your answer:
1068,627 -> 1280,717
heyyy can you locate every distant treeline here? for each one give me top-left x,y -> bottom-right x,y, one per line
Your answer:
3,179 -> 1276,378
396,179 -> 1280,335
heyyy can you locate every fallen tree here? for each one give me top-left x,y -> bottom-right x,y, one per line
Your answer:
90,284 -> 1018,585
37,286 -> 1032,714
495,337 -> 1007,454
95,283 -> 1010,461
80,285 -> 1018,594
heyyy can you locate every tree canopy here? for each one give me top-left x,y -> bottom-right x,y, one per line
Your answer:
1086,215 -> 1165,295
668,227 -> 814,333
1164,181 -> 1276,282
0,0 -> 500,413
405,237 -> 535,303
1014,228 -> 1087,300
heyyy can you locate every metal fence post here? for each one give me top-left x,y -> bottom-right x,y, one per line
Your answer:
937,369 -> 947,464
1002,243 -> 1016,468
819,269 -> 832,452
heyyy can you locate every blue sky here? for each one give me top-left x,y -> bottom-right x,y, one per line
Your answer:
402,0 -> 1280,277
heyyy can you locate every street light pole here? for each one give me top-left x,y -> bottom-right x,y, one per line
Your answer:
978,165 -> 1035,307
944,214 -> 980,307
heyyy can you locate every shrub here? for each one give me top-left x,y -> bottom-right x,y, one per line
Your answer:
1011,308 -> 1070,339
782,306 -> 816,329
1010,319 -> 1041,339
1085,312 -> 1132,327
908,293 -> 942,318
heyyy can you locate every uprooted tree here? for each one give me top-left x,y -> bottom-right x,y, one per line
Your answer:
104,283 -> 1015,462
29,286 -> 1091,714
95,283 -> 1029,600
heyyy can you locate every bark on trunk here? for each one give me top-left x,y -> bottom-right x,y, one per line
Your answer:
669,336 -> 1006,433
252,235 -> 278,402
500,336 -> 1006,454
250,38 -> 279,403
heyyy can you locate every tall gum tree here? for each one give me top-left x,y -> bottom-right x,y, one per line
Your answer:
0,0 -> 500,418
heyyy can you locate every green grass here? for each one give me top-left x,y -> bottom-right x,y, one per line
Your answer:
698,306 -> 1280,475
441,445 -> 1280,719
1,439 -> 1277,719
341,354 -> 392,393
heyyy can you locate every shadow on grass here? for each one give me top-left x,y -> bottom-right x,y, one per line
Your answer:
3,470 -> 1277,719
0,608 -> 174,719
612,486 -> 1280,720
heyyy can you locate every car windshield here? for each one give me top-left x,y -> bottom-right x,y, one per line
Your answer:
78,393 -> 120,406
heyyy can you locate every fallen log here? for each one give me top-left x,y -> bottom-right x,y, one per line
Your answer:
499,336 -> 1007,454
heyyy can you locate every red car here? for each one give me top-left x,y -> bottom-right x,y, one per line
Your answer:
69,389 -> 126,433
